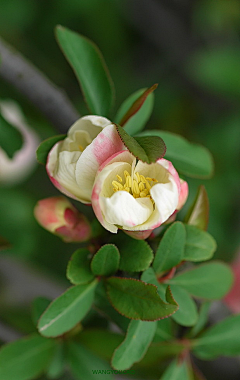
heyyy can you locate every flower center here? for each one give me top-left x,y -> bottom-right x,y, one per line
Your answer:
112,170 -> 158,200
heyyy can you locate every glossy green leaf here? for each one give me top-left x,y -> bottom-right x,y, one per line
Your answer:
94,282 -> 129,332
193,314 -> 240,359
67,248 -> 94,285
114,234 -> 153,272
0,113 -> 23,159
170,285 -> 198,327
160,359 -> 190,380
183,224 -> 217,262
105,277 -> 178,320
0,334 -> 56,380
115,85 -> 156,134
152,318 -> 173,343
38,280 -> 98,337
56,25 -> 114,116
139,130 -> 214,178
116,125 -> 166,164
31,297 -> 51,326
67,342 -> 114,380
112,320 -> 157,370
185,185 -> 209,230
153,222 -> 186,275
189,302 -> 211,338
168,261 -> 234,299
91,244 -> 120,277
36,134 -> 66,165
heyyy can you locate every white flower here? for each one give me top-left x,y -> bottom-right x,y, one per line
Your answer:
46,116 -> 125,203
92,150 -> 184,234
0,100 -> 39,185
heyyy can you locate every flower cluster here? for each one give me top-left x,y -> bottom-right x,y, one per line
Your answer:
45,116 -> 188,239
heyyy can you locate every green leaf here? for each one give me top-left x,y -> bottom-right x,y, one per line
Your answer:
170,285 -> 198,327
193,314 -> 240,359
152,318 -> 173,343
31,297 -> 51,326
138,130 -> 214,178
114,233 -> 153,272
36,134 -> 66,165
78,329 -> 123,361
185,185 -> 209,230
168,261 -> 234,299
0,334 -> 56,380
94,282 -> 129,332
160,359 -> 190,380
67,248 -> 95,285
67,342 -> 114,380
105,277 -> 178,320
153,222 -> 186,275
46,343 -> 64,379
55,25 -> 114,116
112,320 -> 157,370
189,302 -> 211,338
0,113 -> 23,159
115,85 -> 156,134
38,279 -> 98,337
183,224 -> 217,262
141,267 -> 159,287
116,125 -> 166,164
91,244 -> 120,277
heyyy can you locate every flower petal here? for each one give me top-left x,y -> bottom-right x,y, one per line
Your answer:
47,144 -> 84,201
100,191 -> 153,229
75,124 -> 125,203
62,115 -> 111,151
177,179 -> 189,210
125,160 -> 180,231
68,115 -> 111,140
0,100 -> 39,185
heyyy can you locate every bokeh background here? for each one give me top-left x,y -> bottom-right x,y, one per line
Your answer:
0,1 -> 240,379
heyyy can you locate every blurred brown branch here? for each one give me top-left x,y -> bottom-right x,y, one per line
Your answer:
0,37 -> 80,132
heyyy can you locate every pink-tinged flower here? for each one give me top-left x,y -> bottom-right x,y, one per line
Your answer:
46,116 -> 124,204
224,255 -> 240,313
0,100 -> 39,185
34,196 -> 91,242
177,179 -> 188,210
91,150 -> 185,236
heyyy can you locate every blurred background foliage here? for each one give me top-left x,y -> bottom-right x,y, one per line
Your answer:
0,0 -> 239,346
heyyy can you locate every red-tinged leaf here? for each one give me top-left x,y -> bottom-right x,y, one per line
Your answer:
119,84 -> 158,126
185,185 -> 209,230
105,277 -> 178,320
116,125 -> 166,164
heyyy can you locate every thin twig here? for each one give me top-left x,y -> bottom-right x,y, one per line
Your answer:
0,37 -> 80,132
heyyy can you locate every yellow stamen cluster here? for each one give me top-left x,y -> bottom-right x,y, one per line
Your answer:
112,170 -> 158,199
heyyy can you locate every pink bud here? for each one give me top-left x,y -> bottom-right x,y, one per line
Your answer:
34,196 -> 91,242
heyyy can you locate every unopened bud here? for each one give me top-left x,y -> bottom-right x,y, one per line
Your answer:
34,196 -> 91,242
